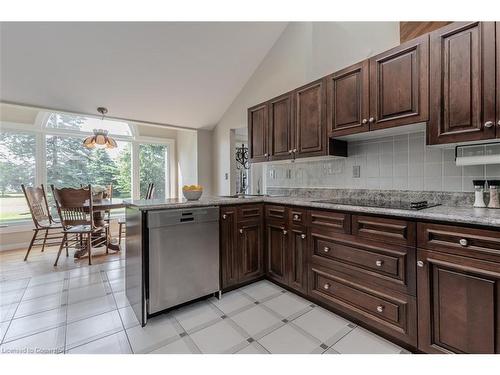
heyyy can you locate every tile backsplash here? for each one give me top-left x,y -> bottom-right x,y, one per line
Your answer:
264,132 -> 500,193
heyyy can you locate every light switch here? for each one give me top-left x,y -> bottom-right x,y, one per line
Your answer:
353,165 -> 361,178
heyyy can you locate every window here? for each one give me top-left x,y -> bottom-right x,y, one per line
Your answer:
0,104 -> 177,227
0,131 -> 36,224
139,144 -> 169,200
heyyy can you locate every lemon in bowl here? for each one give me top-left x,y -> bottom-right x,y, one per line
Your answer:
182,185 -> 203,201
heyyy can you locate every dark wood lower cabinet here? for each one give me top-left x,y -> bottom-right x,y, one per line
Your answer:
417,248 -> 500,353
266,220 -> 287,284
288,227 -> 308,293
220,205 -> 264,290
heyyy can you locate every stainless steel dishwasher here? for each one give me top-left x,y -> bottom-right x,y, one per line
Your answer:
147,206 -> 220,314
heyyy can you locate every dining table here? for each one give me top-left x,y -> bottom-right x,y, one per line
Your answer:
74,197 -> 127,259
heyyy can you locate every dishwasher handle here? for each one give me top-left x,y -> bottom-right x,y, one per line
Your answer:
147,206 -> 219,228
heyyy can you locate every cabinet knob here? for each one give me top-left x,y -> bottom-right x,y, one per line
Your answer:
362,118 -> 368,124
264,153 -> 268,157
283,230 -> 287,235
368,117 -> 375,123
484,121 -> 494,128
239,229 -> 243,234
323,246 -> 330,253
293,148 -> 297,153
222,214 -> 227,219
288,150 -> 293,154
497,120 -> 500,127
417,260 -> 424,268
376,305 -> 384,313
375,260 -> 383,267
459,238 -> 468,247
301,234 -> 306,239
323,283 -> 331,290
293,214 -> 299,220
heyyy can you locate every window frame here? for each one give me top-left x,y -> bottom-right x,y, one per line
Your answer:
0,111 -> 177,229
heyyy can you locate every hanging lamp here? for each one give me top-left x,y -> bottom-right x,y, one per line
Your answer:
83,107 -> 117,149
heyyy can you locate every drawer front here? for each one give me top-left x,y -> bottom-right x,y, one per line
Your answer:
310,232 -> 415,295
309,265 -> 417,346
289,207 -> 307,227
352,215 -> 416,246
309,209 -> 350,234
238,204 -> 263,221
265,205 -> 287,221
417,222 -> 500,261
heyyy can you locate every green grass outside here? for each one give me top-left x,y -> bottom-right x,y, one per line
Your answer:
0,194 -> 31,223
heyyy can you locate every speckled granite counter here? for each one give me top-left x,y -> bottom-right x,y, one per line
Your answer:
125,196 -> 500,228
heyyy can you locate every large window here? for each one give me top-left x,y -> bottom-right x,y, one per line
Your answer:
0,131 -> 36,224
0,105 -> 175,226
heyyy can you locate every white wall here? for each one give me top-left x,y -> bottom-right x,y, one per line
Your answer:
212,22 -> 400,195
196,129 -> 214,196
176,130 -> 198,197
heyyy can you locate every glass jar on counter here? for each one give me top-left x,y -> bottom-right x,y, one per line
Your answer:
487,180 -> 500,209
473,180 -> 486,208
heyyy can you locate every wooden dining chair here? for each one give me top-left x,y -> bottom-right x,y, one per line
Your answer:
51,185 -> 109,266
21,184 -> 64,261
117,183 -> 155,245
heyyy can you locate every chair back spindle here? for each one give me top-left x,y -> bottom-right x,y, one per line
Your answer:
51,185 -> 94,230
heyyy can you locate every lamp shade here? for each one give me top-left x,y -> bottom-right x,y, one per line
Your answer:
83,129 -> 117,149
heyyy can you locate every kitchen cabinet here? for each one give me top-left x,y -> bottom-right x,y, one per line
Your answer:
294,79 -> 327,158
288,226 -> 308,293
428,22 -> 496,144
369,34 -> 429,131
417,248 -> 500,353
248,102 -> 269,162
268,92 -> 294,161
220,205 -> 264,290
497,22 -> 500,138
327,60 -> 370,137
266,220 -> 288,284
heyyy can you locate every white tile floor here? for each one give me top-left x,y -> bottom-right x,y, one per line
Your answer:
0,261 -> 410,354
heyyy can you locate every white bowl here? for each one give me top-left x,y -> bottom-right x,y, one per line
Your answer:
183,190 -> 202,201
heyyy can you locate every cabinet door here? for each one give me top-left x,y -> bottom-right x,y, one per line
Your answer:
497,22 -> 500,138
294,79 -> 326,158
288,227 -> 308,293
269,93 -> 293,161
220,207 -> 239,289
238,221 -> 264,283
417,249 -> 500,353
327,60 -> 370,137
428,22 -> 496,144
248,103 -> 269,162
369,34 -> 429,131
266,221 -> 288,284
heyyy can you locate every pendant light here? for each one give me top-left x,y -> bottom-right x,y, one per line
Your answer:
83,107 -> 118,149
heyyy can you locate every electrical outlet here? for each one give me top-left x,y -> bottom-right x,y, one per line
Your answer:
352,165 -> 361,178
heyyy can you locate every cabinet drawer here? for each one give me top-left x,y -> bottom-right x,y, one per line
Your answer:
238,204 -> 263,221
417,222 -> 500,261
289,207 -> 307,227
309,209 -> 350,234
309,265 -> 417,346
310,232 -> 415,295
265,205 -> 287,221
352,215 -> 415,246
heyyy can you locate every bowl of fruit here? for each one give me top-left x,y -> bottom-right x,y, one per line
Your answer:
182,185 -> 203,201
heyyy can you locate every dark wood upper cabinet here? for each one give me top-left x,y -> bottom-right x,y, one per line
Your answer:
369,34 -> 429,131
268,92 -> 294,161
327,60 -> 370,137
497,22 -> 500,138
417,249 -> 500,353
294,79 -> 327,157
248,103 -> 269,162
428,22 -> 496,145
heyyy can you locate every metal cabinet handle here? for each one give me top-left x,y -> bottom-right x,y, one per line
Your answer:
362,118 -> 368,124
417,260 -> 424,268
376,305 -> 384,313
484,121 -> 494,128
497,120 -> 500,127
323,246 -> 330,253
288,150 -> 293,154
375,260 -> 383,267
293,148 -> 297,153
323,283 -> 331,290
368,117 -> 375,123
264,153 -> 268,157
239,229 -> 243,234
293,214 -> 299,220
459,238 -> 468,247
222,214 -> 227,219
283,230 -> 287,235
301,234 -> 306,239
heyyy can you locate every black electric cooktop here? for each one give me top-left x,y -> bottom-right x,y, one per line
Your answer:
312,199 -> 441,211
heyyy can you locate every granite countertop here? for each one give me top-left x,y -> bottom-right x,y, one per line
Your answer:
125,196 -> 500,228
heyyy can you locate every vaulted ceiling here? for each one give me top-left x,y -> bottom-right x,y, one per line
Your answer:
0,22 -> 287,129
